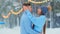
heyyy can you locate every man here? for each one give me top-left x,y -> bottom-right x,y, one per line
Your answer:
20,3 -> 39,34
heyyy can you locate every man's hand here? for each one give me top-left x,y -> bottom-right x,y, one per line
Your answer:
47,5 -> 52,11
23,6 -> 28,11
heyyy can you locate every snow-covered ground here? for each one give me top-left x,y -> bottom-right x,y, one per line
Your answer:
46,28 -> 60,34
0,26 -> 20,34
0,26 -> 60,34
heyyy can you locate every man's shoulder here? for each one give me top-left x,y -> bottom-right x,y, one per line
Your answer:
21,13 -> 28,20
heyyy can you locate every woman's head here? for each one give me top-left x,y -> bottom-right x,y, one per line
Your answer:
37,8 -> 42,15
37,7 -> 48,15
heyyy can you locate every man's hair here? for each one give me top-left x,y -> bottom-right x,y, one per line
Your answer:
23,2 -> 31,6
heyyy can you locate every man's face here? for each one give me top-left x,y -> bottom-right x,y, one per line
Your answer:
23,5 -> 32,12
37,8 -> 42,15
23,6 -> 28,11
28,6 -> 32,12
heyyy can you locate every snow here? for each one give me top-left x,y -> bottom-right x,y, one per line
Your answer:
0,26 -> 60,34
46,28 -> 60,34
0,26 -> 20,34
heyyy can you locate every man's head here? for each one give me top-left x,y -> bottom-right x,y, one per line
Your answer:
23,2 -> 32,12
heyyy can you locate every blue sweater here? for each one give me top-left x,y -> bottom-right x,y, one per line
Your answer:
20,12 -> 39,34
25,10 -> 46,32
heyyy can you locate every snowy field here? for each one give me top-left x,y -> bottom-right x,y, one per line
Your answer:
46,28 -> 60,34
0,26 -> 20,34
0,27 -> 60,34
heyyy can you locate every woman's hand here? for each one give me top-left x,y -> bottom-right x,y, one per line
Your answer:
23,6 -> 28,11
47,5 -> 52,11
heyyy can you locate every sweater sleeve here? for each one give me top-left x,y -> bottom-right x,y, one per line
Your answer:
25,10 -> 39,26
25,10 -> 46,26
23,18 -> 39,34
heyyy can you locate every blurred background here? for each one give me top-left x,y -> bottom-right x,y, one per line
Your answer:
0,0 -> 60,34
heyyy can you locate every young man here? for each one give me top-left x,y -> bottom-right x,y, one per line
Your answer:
20,3 -> 40,34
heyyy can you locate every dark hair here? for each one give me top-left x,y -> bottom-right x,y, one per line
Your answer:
41,7 -> 48,15
41,11 -> 45,15
23,2 -> 31,6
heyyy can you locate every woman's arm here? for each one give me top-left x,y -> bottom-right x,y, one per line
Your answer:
25,10 -> 46,26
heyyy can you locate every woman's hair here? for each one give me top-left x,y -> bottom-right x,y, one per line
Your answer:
41,11 -> 45,15
40,6 -> 48,15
